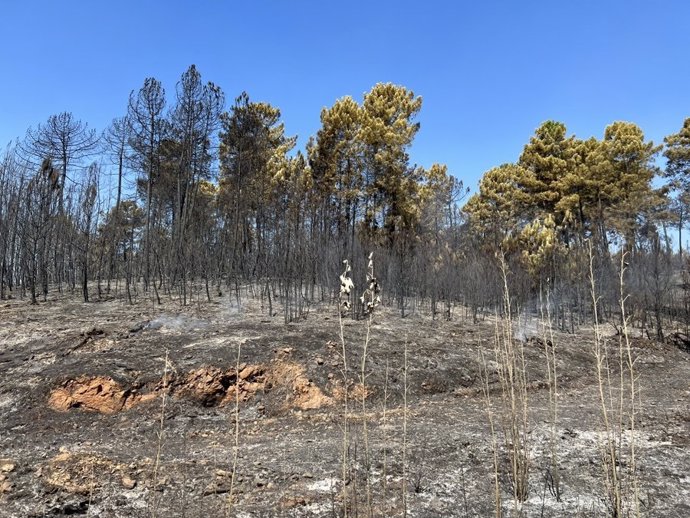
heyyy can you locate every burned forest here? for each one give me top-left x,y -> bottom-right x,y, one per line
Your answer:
2,64 -> 690,517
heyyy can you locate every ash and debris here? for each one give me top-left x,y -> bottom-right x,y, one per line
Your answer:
1,293 -> 690,517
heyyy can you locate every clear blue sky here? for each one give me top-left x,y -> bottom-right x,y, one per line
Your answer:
1,1 -> 689,192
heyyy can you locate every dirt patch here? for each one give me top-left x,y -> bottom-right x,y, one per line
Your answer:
0,478 -> 12,496
0,459 -> 16,496
48,376 -> 152,414
0,460 -> 15,473
175,366 -> 235,406
43,451 -> 132,495
48,361 -> 332,414
175,364 -> 266,406
179,361 -> 333,411
270,361 -> 333,411
330,381 -> 372,402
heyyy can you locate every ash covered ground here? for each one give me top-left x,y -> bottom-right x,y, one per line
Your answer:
1,291 -> 689,517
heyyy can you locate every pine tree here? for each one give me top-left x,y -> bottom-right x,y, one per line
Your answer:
664,118 -> 690,255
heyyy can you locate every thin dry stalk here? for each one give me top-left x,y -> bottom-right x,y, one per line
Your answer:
587,242 -> 621,516
495,254 -> 530,510
151,349 -> 170,518
360,313 -> 372,515
382,359 -> 390,505
619,252 -> 641,518
338,259 -> 353,517
480,346 -> 503,518
539,284 -> 560,500
359,252 -> 379,516
401,336 -> 409,518
86,460 -> 95,518
227,339 -> 242,510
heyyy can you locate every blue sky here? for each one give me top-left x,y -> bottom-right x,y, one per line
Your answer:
1,1 -> 689,192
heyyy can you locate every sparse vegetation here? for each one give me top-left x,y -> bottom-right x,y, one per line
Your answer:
0,51 -> 689,518
4,282 -> 690,516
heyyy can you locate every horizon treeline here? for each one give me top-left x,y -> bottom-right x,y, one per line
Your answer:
1,64 -> 690,336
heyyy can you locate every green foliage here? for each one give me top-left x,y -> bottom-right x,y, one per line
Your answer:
600,121 -> 661,243
664,118 -> 690,189
465,120 -> 666,279
307,83 -> 433,247
663,119 -> 690,241
463,163 -> 532,247
218,92 -> 296,214
308,95 -> 363,201
518,120 -> 576,220
361,83 -> 423,238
